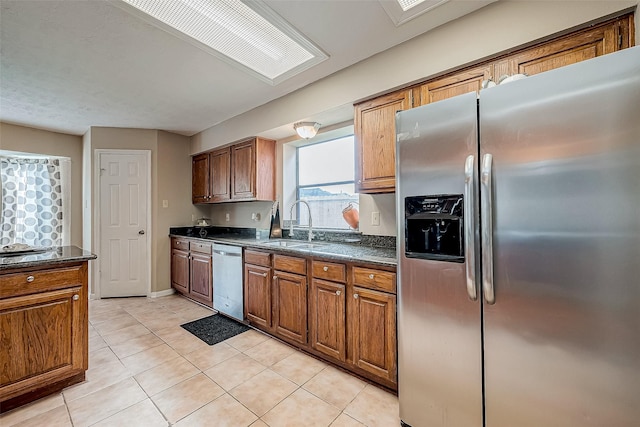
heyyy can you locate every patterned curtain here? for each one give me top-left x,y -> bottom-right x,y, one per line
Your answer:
0,157 -> 66,246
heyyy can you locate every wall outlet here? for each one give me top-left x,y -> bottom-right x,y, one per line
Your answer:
162,199 -> 169,208
371,211 -> 380,226
225,213 -> 230,222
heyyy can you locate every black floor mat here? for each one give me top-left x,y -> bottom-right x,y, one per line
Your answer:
181,314 -> 250,345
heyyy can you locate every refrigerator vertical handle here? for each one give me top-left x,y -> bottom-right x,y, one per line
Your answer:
481,153 -> 496,304
464,155 -> 477,301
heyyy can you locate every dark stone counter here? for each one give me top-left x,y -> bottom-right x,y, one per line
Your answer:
169,227 -> 397,267
0,246 -> 97,270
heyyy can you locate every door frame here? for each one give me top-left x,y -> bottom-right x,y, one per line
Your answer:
94,149 -> 152,299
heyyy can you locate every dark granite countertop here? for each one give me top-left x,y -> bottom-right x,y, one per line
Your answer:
0,246 -> 97,270
169,227 -> 397,267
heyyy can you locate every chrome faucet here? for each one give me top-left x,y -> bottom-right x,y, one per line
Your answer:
289,200 -> 313,242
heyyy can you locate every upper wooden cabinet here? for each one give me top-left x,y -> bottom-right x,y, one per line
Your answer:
354,13 -> 634,194
192,137 -> 275,204
192,153 -> 211,203
354,89 -> 412,193
210,147 -> 231,202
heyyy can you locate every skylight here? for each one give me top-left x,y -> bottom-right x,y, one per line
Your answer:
115,0 -> 327,84
379,0 -> 450,26
397,0 -> 428,12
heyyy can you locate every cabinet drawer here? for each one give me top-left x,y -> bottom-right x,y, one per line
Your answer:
312,261 -> 346,283
0,266 -> 83,298
352,267 -> 396,294
273,254 -> 306,275
172,238 -> 190,251
190,241 -> 212,255
244,250 -> 271,267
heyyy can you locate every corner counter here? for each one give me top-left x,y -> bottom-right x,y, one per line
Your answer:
0,246 -> 96,413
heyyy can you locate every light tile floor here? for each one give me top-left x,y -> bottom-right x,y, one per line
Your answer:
1,294 -> 400,426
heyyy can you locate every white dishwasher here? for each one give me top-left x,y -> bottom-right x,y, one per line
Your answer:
212,243 -> 244,321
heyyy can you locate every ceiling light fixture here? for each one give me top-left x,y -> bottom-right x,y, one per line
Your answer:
294,122 -> 321,139
113,0 -> 328,85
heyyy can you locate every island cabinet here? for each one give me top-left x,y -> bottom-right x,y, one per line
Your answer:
355,12 -> 634,193
192,137 -> 275,204
244,250 -> 308,345
170,237 -> 213,307
0,260 -> 90,413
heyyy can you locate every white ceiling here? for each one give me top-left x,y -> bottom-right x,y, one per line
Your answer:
0,0 -> 492,137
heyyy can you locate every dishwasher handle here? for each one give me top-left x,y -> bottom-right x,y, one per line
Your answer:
213,249 -> 242,257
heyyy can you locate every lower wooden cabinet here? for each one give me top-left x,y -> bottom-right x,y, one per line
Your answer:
309,278 -> 346,362
273,270 -> 307,344
244,251 -> 308,345
244,249 -> 397,390
351,286 -> 396,384
0,261 -> 89,413
170,238 -> 213,307
245,263 -> 272,329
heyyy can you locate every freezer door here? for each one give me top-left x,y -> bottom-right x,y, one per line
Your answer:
396,92 -> 482,427
480,46 -> 640,427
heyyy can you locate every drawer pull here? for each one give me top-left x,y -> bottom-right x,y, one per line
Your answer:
354,293 -> 359,299
73,294 -> 79,301
323,266 -> 329,272
369,274 -> 375,279
26,275 -> 35,283
336,290 -> 341,296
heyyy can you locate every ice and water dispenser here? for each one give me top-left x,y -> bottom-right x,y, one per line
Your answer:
404,195 -> 464,262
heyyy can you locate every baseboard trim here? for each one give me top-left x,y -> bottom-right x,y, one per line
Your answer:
89,293 -> 98,300
149,288 -> 175,298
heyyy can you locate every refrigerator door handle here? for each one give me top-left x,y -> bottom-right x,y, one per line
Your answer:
464,155 -> 477,301
481,153 -> 496,304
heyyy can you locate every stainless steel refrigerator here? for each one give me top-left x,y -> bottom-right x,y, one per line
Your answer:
395,46 -> 640,427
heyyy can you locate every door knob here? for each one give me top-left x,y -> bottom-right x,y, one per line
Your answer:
138,230 -> 145,235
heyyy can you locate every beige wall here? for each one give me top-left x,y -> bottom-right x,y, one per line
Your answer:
87,127 -> 201,295
191,1 -> 639,236
0,122 -> 84,246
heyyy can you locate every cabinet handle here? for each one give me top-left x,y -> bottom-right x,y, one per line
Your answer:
73,294 -> 79,301
369,273 -> 375,279
272,275 -> 278,280
323,266 -> 329,272
354,293 -> 359,299
26,275 -> 35,283
336,290 -> 341,296
259,272 -> 267,277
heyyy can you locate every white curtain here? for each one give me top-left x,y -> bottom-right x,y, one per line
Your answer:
1,156 -> 70,247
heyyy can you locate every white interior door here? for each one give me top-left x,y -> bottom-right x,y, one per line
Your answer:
99,151 -> 150,297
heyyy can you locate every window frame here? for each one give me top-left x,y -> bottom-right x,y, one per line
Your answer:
294,134 -> 357,230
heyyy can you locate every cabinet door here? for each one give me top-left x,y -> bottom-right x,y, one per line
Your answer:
231,140 -> 256,200
350,287 -> 397,384
192,153 -> 211,204
415,63 -> 492,107
0,286 -> 85,398
310,279 -> 346,361
171,249 -> 189,295
190,252 -> 213,307
244,264 -> 271,329
354,90 -> 411,194
210,147 -> 231,202
495,17 -> 633,78
273,271 -> 307,344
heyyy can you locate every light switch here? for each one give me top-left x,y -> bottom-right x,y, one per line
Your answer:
225,213 -> 230,222
371,211 -> 380,226
162,199 -> 169,208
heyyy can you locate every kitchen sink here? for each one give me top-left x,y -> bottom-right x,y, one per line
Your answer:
262,240 -> 326,249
